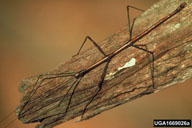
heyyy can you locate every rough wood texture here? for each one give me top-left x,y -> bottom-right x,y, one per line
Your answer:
16,0 -> 192,127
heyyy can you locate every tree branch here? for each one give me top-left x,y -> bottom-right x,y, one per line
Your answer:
16,0 -> 192,127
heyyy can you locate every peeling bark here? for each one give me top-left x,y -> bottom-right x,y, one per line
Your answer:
16,0 -> 192,127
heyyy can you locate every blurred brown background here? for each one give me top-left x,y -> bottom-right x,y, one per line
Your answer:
0,0 -> 191,128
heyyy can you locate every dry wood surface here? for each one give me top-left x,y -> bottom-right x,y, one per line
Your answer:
16,0 -> 192,127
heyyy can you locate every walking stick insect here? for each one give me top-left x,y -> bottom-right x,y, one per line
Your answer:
0,2 -> 187,128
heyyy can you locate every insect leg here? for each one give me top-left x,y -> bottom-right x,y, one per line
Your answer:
29,72 -> 76,99
40,77 -> 83,126
132,44 -> 155,88
61,77 -> 82,114
57,77 -> 82,107
18,72 -> 76,118
127,5 -> 144,40
73,36 -> 106,57
81,58 -> 111,118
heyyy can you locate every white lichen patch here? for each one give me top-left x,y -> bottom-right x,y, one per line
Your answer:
105,58 -> 136,80
118,58 -> 136,70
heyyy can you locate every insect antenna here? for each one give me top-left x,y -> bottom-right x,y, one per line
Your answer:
0,110 -> 17,128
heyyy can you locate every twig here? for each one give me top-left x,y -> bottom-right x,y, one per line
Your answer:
16,0 -> 192,127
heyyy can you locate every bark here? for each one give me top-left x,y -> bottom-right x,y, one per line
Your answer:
16,0 -> 192,127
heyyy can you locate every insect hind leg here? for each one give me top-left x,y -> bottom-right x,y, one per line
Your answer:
57,77 -> 82,112
41,77 -> 83,126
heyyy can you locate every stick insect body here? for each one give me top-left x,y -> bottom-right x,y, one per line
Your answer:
19,1 -> 188,124
1,2 -> 187,128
